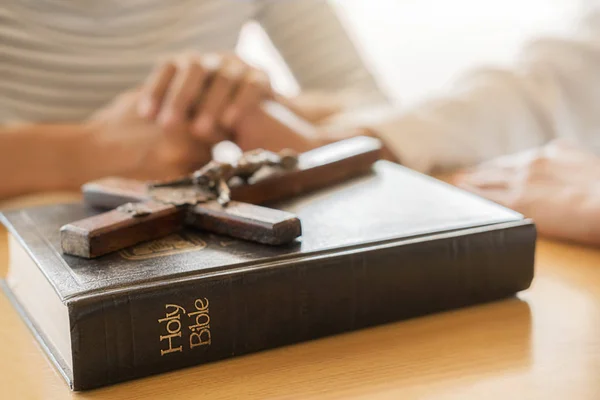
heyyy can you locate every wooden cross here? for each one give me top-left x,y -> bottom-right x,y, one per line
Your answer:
60,136 -> 382,258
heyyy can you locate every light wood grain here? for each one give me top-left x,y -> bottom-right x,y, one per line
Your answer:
1,195 -> 600,399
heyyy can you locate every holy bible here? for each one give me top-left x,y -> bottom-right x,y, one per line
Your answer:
0,161 -> 536,391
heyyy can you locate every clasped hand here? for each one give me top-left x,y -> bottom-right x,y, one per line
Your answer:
138,52 -> 273,142
87,52 -> 273,182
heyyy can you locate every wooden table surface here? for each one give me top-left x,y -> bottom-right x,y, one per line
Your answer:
1,195 -> 599,400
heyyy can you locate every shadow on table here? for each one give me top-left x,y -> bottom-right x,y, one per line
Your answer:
75,297 -> 531,400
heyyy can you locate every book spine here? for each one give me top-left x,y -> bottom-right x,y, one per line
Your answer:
69,222 -> 536,390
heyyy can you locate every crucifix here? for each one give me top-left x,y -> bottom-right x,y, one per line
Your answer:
60,136 -> 382,258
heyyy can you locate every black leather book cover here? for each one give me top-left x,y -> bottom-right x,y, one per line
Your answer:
0,161 -> 536,390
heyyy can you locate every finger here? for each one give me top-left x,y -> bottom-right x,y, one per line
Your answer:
455,181 -> 518,209
458,170 -> 512,190
138,62 -> 177,119
220,68 -> 271,130
454,165 -> 517,190
158,58 -> 211,131
192,57 -> 247,141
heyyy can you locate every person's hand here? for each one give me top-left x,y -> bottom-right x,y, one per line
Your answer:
231,100 -> 327,152
137,52 -> 273,144
231,98 -> 386,154
451,140 -> 600,245
87,89 -> 211,182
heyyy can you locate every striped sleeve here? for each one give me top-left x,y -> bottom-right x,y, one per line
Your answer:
254,0 -> 388,107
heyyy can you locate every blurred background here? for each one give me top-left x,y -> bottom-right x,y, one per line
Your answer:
239,0 -> 582,107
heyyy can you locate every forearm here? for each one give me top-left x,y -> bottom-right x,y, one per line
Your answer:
318,68 -> 557,174
0,123 -> 102,199
316,31 -> 600,174
275,91 -> 402,161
